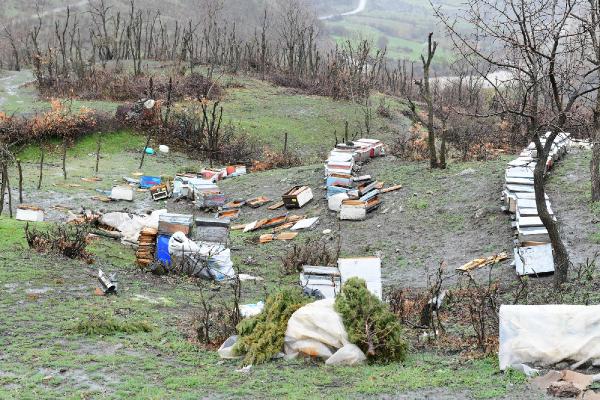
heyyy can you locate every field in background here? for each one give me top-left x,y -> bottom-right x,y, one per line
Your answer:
319,0 -> 463,63
0,67 -> 408,160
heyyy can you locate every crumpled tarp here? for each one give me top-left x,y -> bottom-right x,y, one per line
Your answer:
499,305 -> 600,370
167,231 -> 234,280
100,209 -> 167,245
284,298 -> 366,365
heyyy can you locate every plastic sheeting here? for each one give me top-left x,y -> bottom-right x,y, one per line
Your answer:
100,209 -> 166,245
284,298 -> 367,366
325,344 -> 367,366
499,305 -> 600,370
167,231 -> 235,280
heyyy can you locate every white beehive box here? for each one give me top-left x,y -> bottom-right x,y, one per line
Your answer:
337,257 -> 382,300
16,206 -> 45,222
110,186 -> 134,201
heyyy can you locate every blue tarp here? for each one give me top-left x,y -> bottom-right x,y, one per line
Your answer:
156,234 -> 171,265
140,176 -> 161,189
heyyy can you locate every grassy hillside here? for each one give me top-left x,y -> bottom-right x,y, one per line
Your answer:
3,127 -> 597,397
0,129 -> 540,399
319,0 -> 463,63
0,67 -> 408,160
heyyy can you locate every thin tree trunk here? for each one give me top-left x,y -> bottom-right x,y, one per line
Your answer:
139,131 -> 151,169
592,129 -> 600,202
5,166 -> 12,218
0,164 -> 5,215
95,135 -> 101,174
439,129 -> 447,169
17,159 -> 23,204
37,143 -> 44,190
533,139 -> 570,287
62,138 -> 68,180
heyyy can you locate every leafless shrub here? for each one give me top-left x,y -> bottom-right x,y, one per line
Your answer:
219,127 -> 261,165
390,125 -> 429,161
280,237 -> 339,275
251,148 -> 302,172
24,223 -> 91,260
459,267 -> 499,352
39,71 -> 223,102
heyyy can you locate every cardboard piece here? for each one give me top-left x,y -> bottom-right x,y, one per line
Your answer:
290,217 -> 319,231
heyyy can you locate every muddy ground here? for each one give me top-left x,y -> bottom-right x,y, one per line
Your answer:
5,146 -> 598,292
1,134 -> 598,398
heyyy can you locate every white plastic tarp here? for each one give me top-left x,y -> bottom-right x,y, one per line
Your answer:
499,305 -> 600,370
285,298 -> 348,359
100,209 -> 166,245
168,231 -> 235,280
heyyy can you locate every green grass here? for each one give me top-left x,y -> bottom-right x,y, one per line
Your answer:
0,225 -> 526,398
74,313 -> 153,335
2,67 -> 408,159
219,79 -> 405,158
0,138 -> 530,398
321,1 -> 462,62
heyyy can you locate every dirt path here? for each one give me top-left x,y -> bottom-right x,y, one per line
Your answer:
319,0 -> 368,20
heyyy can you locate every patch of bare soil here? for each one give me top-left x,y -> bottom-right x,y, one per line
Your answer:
547,149 -> 599,267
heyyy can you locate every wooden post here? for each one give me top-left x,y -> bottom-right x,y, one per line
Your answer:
17,159 -> 23,204
283,132 -> 288,154
95,134 -> 101,174
139,131 -> 152,169
344,121 -> 349,143
62,137 -> 67,180
6,167 -> 12,218
37,143 -> 44,190
0,164 -> 5,215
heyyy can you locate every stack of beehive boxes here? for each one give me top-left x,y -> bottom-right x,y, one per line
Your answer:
502,132 -> 571,275
324,139 -> 385,220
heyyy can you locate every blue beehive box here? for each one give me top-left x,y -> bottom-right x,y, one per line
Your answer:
156,234 -> 171,265
140,176 -> 162,189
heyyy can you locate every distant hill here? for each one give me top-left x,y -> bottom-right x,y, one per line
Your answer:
314,0 -> 463,62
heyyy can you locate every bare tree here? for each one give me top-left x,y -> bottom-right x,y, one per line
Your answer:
436,0 -> 598,286
406,33 -> 446,169
577,0 -> 600,201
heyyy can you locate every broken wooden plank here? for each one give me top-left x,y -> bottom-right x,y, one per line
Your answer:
380,184 -> 403,194
259,231 -> 299,243
267,201 -> 285,210
246,196 -> 271,208
456,252 -> 509,272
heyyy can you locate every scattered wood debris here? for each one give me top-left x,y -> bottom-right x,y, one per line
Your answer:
81,177 -> 103,182
259,231 -> 298,243
380,184 -> 403,194
217,209 -> 240,219
136,227 -> 158,267
456,252 -> 508,272
246,196 -> 271,208
268,201 -> 285,210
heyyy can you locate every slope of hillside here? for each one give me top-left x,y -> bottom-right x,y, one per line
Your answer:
317,0 -> 462,62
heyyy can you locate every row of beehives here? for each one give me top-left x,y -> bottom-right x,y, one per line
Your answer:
502,132 -> 571,276
325,138 -> 385,220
